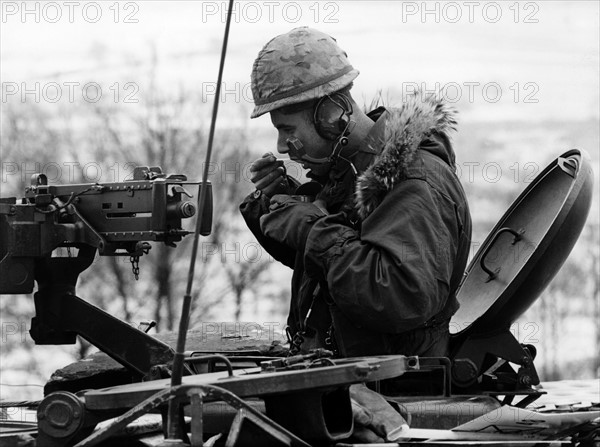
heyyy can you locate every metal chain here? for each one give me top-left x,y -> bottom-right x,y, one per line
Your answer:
290,331 -> 305,356
285,326 -> 303,356
129,244 -> 150,280
130,255 -> 140,280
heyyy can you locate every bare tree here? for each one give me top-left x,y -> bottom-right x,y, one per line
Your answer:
585,223 -> 600,374
227,260 -> 271,322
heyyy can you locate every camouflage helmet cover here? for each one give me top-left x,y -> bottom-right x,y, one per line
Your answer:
250,27 -> 359,118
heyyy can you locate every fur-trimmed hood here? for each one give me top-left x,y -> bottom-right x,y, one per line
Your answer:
355,92 -> 458,219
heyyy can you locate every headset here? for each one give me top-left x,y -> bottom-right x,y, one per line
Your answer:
285,92 -> 356,166
313,92 -> 354,141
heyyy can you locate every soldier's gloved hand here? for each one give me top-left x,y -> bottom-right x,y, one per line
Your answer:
349,383 -> 409,442
259,195 -> 327,250
249,152 -> 291,197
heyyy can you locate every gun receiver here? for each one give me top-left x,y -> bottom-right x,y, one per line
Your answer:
0,166 -> 211,294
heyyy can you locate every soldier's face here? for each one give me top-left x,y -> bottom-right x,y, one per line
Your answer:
270,109 -> 332,181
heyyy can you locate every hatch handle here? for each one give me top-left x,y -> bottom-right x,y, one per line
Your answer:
557,156 -> 579,178
480,227 -> 525,281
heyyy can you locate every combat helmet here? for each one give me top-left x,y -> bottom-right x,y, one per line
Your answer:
250,27 -> 359,118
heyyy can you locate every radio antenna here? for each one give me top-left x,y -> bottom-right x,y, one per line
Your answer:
166,0 -> 235,440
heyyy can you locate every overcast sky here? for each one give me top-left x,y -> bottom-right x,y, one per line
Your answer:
1,1 -> 598,125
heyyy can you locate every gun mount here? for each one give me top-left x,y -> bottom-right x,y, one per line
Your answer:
0,166 -> 211,377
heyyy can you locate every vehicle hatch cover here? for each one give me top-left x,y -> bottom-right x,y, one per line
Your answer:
451,149 -> 594,337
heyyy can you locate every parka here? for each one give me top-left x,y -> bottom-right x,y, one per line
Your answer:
240,92 -> 472,357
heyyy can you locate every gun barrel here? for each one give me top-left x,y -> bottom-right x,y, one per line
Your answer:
167,201 -> 196,219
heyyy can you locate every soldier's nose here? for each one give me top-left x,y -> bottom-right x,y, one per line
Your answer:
277,142 -> 289,154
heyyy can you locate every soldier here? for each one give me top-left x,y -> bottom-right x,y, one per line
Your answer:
240,27 -> 472,441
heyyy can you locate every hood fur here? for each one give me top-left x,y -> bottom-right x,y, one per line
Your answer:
355,92 -> 457,219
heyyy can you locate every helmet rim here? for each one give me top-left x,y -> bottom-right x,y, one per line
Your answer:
250,68 -> 358,118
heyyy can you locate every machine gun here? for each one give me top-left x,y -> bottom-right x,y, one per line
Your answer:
0,166 -> 211,378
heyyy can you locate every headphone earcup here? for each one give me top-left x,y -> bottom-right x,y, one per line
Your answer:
314,94 -> 352,141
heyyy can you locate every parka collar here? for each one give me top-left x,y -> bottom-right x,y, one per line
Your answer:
355,92 -> 458,219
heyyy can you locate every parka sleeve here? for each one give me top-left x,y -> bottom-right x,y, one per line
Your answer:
239,190 -> 297,269
304,178 -> 458,333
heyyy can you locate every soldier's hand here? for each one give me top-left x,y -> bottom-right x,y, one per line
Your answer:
250,152 -> 288,197
349,383 -> 409,442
